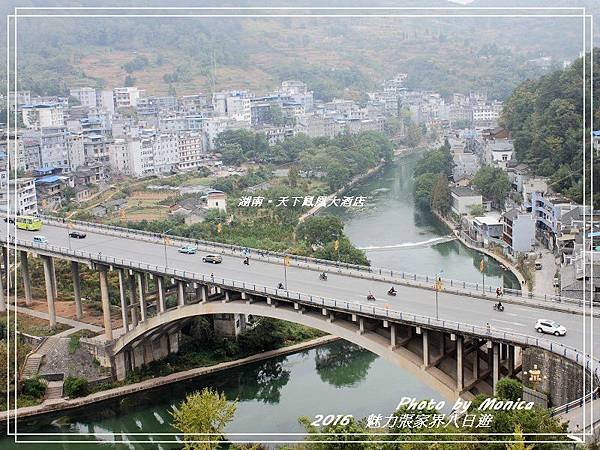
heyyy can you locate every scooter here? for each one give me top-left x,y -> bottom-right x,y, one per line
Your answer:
493,303 -> 504,312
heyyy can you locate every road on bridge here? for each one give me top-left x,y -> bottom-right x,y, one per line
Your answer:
3,221 -> 598,360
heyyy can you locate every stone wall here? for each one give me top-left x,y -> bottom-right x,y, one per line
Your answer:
522,347 -> 592,407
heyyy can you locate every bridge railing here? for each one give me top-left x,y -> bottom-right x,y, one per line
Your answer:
5,235 -> 599,387
37,215 -> 582,308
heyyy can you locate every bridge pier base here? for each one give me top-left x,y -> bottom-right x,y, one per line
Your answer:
128,274 -> 139,327
41,256 -> 56,327
389,323 -> 397,350
508,344 -> 515,376
357,317 -> 365,335
118,269 -> 129,331
267,296 -> 277,308
71,261 -> 83,320
20,251 -> 33,306
422,329 -> 429,367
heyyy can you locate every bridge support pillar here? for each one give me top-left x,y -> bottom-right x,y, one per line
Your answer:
422,330 -> 429,367
456,335 -> 464,391
118,269 -> 129,331
20,251 -> 32,306
177,280 -> 185,308
71,261 -> 83,320
267,297 -> 277,308
390,324 -> 397,350
2,246 -> 10,290
128,274 -> 139,327
492,342 -> 499,394
157,277 -> 166,313
328,312 -> 335,323
41,256 -> 56,327
357,317 -> 365,335
473,345 -> 480,379
223,291 -> 230,303
49,257 -> 58,299
508,345 -> 515,376
137,273 -> 147,321
0,261 -> 5,313
98,267 -> 113,341
200,285 -> 207,303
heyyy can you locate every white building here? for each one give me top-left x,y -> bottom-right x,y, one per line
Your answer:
503,209 -> 536,254
69,87 -> 97,109
97,90 -> 115,115
40,127 -> 69,169
66,132 -> 85,170
22,103 -> 64,129
108,138 -> 131,173
450,186 -> 483,216
0,177 -> 38,215
153,132 -> 179,174
113,87 -> 143,109
178,131 -> 204,171
202,116 -> 230,151
226,95 -> 252,122
207,190 -> 226,212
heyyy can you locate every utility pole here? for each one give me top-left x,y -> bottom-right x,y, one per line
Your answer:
163,228 -> 173,268
434,270 -> 444,320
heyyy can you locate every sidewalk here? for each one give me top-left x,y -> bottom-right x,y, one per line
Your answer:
533,247 -> 558,297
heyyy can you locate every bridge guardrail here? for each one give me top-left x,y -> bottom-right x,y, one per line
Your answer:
37,215 -> 583,309
5,235 -> 599,388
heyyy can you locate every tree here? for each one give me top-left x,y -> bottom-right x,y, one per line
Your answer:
171,388 -> 237,450
220,143 -> 245,166
288,166 -> 299,188
472,166 -> 511,208
414,173 -> 438,210
430,174 -> 451,214
496,378 -> 523,401
469,204 -> 485,217
296,216 -> 344,247
506,424 -> 534,450
124,75 -> 136,87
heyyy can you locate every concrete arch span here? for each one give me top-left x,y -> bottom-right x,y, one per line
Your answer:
112,301 -> 475,402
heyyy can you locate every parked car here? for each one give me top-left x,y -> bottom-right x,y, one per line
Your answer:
33,235 -> 48,244
535,319 -> 567,336
202,254 -> 223,264
69,231 -> 87,239
178,245 -> 197,254
535,262 -> 543,270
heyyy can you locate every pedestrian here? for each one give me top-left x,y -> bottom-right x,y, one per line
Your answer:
486,322 -> 491,334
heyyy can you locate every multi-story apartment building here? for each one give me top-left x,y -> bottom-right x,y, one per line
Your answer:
130,133 -> 155,177
113,87 -> 143,109
0,177 -> 38,215
108,138 -> 131,174
22,103 -> 64,129
202,116 -> 230,151
178,131 -> 204,171
69,87 -> 97,108
66,132 -> 85,170
502,208 -> 536,255
40,127 -> 69,170
83,133 -> 109,164
153,132 -> 179,174
96,90 -> 115,115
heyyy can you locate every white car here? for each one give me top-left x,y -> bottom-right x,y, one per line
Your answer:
33,235 -> 48,244
535,319 -> 567,336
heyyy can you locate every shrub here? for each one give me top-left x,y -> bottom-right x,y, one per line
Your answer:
496,378 -> 524,401
63,376 -> 89,398
22,377 -> 46,398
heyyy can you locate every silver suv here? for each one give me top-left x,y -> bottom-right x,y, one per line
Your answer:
535,319 -> 566,336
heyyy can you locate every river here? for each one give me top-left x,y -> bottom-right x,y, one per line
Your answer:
2,153 -> 518,447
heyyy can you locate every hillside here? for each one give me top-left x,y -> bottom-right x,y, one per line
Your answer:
1,0 -> 590,99
500,49 -> 600,204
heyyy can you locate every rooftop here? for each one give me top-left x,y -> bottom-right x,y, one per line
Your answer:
451,186 -> 481,197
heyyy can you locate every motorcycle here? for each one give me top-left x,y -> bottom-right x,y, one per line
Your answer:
367,294 -> 376,301
387,289 -> 397,296
319,273 -> 328,281
243,258 -> 249,266
493,303 -> 504,312
277,283 -> 285,289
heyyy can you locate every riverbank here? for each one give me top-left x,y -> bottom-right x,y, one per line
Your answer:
433,210 -> 529,291
0,335 -> 339,422
299,162 -> 387,222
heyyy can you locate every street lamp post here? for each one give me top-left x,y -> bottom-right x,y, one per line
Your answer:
283,255 -> 290,290
163,228 -> 173,268
434,270 -> 444,320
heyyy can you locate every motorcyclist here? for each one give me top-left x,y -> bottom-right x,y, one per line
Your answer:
388,286 -> 397,295
243,256 -> 249,265
367,291 -> 375,300
496,287 -> 503,298
494,301 -> 504,311
277,282 -> 284,289
320,272 -> 327,280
